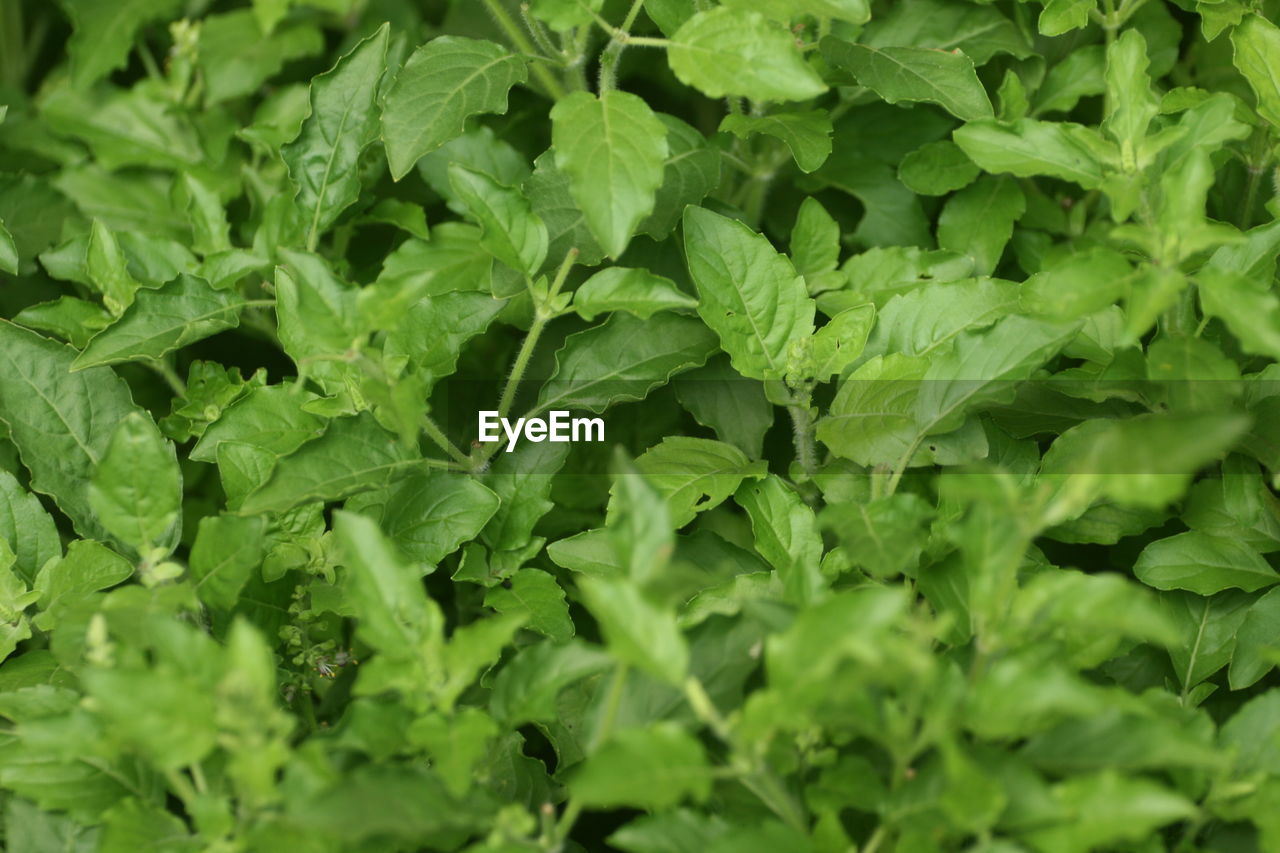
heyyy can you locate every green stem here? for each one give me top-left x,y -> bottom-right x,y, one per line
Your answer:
885,434 -> 924,497
554,663 -> 629,848
297,687 -> 318,734
622,36 -> 670,47
164,768 -> 199,808
476,250 -> 578,468
619,0 -> 646,31
421,414 -> 472,467
0,1 -> 22,90
861,824 -> 888,853
1241,164 -> 1265,231
598,39 -> 624,92
496,313 -> 548,422
136,36 -> 165,84
788,395 -> 818,479
481,0 -> 567,99
738,767 -> 810,834
189,762 -> 209,796
596,0 -> 651,93
148,360 -> 188,396
520,3 -> 561,58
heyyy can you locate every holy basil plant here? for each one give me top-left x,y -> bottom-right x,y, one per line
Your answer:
3,0 -> 1280,850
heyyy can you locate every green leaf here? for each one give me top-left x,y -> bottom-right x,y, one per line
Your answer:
810,304 -> 875,382
1020,247 -> 1131,319
818,353 -> 929,467
1198,268 -> 1280,362
241,413 -> 419,514
735,476 -> 825,605
88,412 -> 182,555
529,0 -> 604,30
274,249 -> 359,371
607,448 -> 675,585
448,165 -> 548,276
937,176 -> 1025,276
953,118 -> 1107,188
577,577 -> 689,684
1022,771 -> 1195,851
862,0 -> 1031,66
524,152 -> 608,267
916,315 -> 1079,435
639,115 -> 722,241
190,385 -> 325,463
536,313 -> 718,415
350,470 -> 500,566
282,24 -> 390,249
674,357 -> 775,458
619,436 -> 767,528
198,11 -> 325,104
73,275 -> 244,369
550,91 -> 669,258
383,292 -> 506,387
0,321 -> 145,540
489,640 -> 612,725
790,197 -> 840,280
0,471 -> 61,586
1220,691 -> 1280,775
820,39 -> 993,121
1229,588 -> 1280,689
13,297 -> 113,349
58,0 -> 183,87
1040,412 -> 1250,514
1038,0 -> 1094,36
482,440 -> 570,556
898,140 -> 980,196
719,111 -> 833,173
484,569 -> 573,642
573,267 -> 698,320
333,510 -> 442,656
570,723 -> 711,809
1134,531 -> 1279,595
0,221 -> 17,274
85,220 -> 141,315
683,206 -> 815,380
668,8 -> 828,102
725,0 -> 870,24
865,278 -> 1017,360
1103,30 -> 1159,157
1036,46 -> 1106,115
189,515 -> 267,610
1232,15 -> 1280,128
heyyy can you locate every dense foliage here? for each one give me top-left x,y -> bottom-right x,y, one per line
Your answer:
3,0 -> 1280,849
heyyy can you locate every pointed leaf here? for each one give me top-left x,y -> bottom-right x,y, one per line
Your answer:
683,206 -> 815,380
73,275 -> 244,369
669,8 -> 827,102
550,91 -> 669,258
0,321 -> 144,540
821,39 -> 993,121
282,24 -> 390,248
536,313 -> 718,415
382,37 -> 528,180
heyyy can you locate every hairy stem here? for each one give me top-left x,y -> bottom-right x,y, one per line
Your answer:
474,250 -> 578,469
148,359 -> 188,396
788,396 -> 818,479
481,0 -> 567,99
420,413 -> 472,467
519,3 -> 561,59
